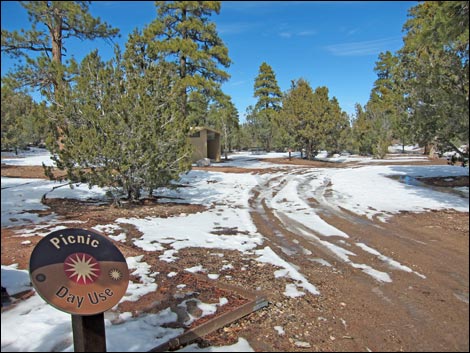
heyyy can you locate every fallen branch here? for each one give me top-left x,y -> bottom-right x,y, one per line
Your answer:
41,182 -> 77,203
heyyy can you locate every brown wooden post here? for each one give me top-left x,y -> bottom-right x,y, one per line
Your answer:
72,314 -> 107,352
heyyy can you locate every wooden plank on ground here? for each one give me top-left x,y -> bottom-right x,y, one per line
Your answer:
148,296 -> 268,352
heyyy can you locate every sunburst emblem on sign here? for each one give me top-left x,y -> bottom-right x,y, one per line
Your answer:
64,253 -> 101,285
109,269 -> 123,281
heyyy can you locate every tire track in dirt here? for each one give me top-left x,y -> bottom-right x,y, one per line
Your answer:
248,166 -> 469,351
250,169 -> 405,284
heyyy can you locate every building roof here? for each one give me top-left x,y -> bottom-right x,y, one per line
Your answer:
189,126 -> 221,135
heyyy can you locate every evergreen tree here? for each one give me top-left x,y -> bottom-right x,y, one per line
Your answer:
361,51 -> 403,158
1,1 -> 119,96
326,96 -> 351,155
351,103 -> 374,156
282,79 -> 319,159
397,1 -> 469,157
244,105 -> 263,149
1,83 -> 47,153
371,51 -> 413,153
281,79 -> 349,157
365,95 -> 394,158
1,1 -> 119,151
187,91 -> 210,127
251,62 -> 282,151
271,112 -> 296,153
254,62 -> 282,111
45,31 -> 191,203
207,93 -> 239,159
144,1 -> 231,119
311,86 -> 331,153
235,123 -> 255,151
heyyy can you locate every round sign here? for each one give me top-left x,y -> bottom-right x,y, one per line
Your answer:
29,228 -> 129,315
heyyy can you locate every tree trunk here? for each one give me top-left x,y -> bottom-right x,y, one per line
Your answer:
51,10 -> 65,150
52,9 -> 63,65
179,8 -> 188,120
306,141 -> 312,160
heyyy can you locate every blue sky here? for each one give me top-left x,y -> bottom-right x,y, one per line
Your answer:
1,1 -> 417,121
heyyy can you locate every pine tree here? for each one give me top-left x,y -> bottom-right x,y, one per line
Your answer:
371,51 -> 412,154
144,1 -> 231,120
252,62 -> 282,151
397,1 -> 469,157
254,62 -> 282,111
1,1 -> 119,96
187,91 -> 210,127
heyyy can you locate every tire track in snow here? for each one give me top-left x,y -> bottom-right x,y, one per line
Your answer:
249,167 -> 425,285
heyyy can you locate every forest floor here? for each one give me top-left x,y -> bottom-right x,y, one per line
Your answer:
1,157 -> 469,352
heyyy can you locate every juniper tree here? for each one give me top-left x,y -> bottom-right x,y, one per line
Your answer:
1,83 -> 47,153
325,96 -> 351,155
365,95 -> 394,159
282,79 -> 349,158
207,93 -> 239,158
46,31 -> 191,202
351,103 -> 375,156
282,79 -> 317,159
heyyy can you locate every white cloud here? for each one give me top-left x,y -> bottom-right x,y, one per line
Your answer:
298,30 -> 317,36
325,37 -> 402,56
279,30 -> 316,39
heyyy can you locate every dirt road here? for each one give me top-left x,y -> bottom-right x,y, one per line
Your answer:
243,167 -> 469,351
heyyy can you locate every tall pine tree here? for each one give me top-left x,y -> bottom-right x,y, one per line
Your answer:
1,1 -> 119,97
144,1 -> 231,120
252,62 -> 282,151
397,1 -> 468,157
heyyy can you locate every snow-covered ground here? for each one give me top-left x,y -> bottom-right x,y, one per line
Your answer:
1,148 -> 468,352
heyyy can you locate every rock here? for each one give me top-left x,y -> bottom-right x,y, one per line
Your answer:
172,305 -> 190,324
196,158 -> 211,167
294,340 -> 311,348
185,299 -> 203,318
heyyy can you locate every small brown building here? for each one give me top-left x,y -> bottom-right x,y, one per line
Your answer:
188,127 -> 221,163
